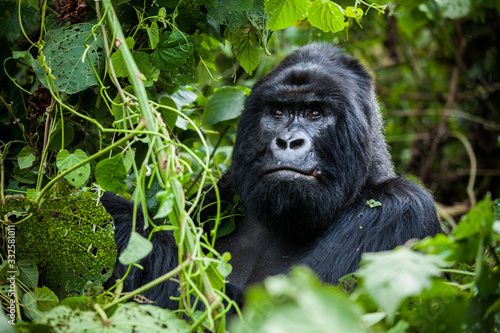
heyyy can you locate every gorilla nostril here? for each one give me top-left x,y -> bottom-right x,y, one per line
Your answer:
276,138 -> 288,150
290,138 -> 304,149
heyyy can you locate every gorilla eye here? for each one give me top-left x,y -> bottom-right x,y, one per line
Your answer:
271,110 -> 285,118
308,110 -> 322,119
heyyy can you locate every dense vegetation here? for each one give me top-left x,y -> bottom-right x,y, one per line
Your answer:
0,0 -> 499,332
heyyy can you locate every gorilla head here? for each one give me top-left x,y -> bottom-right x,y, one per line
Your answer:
230,43 -> 395,237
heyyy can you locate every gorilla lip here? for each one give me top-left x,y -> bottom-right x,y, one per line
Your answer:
264,167 -> 320,179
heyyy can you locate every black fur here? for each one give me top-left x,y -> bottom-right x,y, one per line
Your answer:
101,43 -> 442,310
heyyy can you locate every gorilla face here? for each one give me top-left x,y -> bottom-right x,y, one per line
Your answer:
231,44 -> 394,237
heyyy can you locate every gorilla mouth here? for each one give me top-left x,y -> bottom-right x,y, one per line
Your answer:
264,167 -> 322,179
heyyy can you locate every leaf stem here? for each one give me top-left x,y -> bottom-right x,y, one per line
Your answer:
102,259 -> 191,310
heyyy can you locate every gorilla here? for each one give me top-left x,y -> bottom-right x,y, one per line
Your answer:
101,43 -> 442,310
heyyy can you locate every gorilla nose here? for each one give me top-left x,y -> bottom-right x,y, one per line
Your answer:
272,130 -> 312,159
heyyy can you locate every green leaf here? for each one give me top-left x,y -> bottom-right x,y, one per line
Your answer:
231,266 -> 365,333
358,248 -> 445,323
0,3 -> 39,43
150,31 -> 194,71
405,280 -> 467,332
202,86 -> 247,125
193,34 -> 220,70
308,0 -> 347,33
118,232 -> 153,265
154,190 -> 175,219
13,166 -> 36,184
95,155 -> 128,194
451,196 -> 494,262
33,303 -> 190,332
111,37 -> 137,78
47,123 -> 75,150
33,286 -> 59,312
18,146 -> 36,169
58,296 -> 92,311
33,22 -> 104,94
208,0 -> 253,33
17,258 -> 39,289
123,149 -> 135,172
235,32 -> 260,74
133,51 -> 160,86
366,199 -> 382,208
164,54 -> 196,85
22,287 -> 59,320
265,0 -> 309,31
159,96 -> 179,130
10,189 -> 116,298
56,149 -> 91,188
147,21 -> 160,49
111,51 -> 128,78
435,0 -> 471,19
22,292 -> 43,320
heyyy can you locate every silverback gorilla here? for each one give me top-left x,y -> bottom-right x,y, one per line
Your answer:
101,43 -> 442,310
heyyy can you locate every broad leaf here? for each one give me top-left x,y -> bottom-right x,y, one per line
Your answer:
33,22 -> 104,94
265,0 -> 309,31
202,87 -> 247,125
308,0 -> 347,33
236,32 -> 260,74
95,155 -> 128,194
22,287 -> 59,320
147,21 -> 159,49
118,231 -> 153,265
231,267 -> 365,332
158,96 -> 179,130
56,149 -> 91,188
18,146 -> 36,169
358,248 -> 445,322
154,190 -> 175,219
150,31 -> 194,71
133,51 -> 160,87
47,123 -> 75,150
17,258 -> 39,289
33,303 -> 190,332
8,188 -> 116,298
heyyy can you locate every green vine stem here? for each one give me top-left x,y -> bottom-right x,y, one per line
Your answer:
98,0 -> 225,325
102,259 -> 191,310
35,123 -> 144,204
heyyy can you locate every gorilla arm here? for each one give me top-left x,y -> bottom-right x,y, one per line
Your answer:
101,191 -> 182,309
299,177 -> 441,284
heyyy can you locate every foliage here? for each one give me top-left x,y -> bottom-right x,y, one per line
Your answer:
1,184 -> 116,301
229,196 -> 500,333
0,0 -> 499,331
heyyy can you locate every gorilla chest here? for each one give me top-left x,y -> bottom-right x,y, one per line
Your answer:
215,216 -> 308,288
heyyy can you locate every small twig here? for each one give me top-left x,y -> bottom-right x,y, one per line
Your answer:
419,20 -> 467,183
441,268 -> 475,276
102,260 -> 191,310
95,0 -> 132,129
0,95 -> 25,136
450,131 -> 477,206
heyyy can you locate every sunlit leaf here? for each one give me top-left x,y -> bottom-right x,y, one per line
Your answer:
56,149 -> 91,188
265,0 -> 309,31
308,0 -> 347,33
118,232 -> 153,265
358,248 -> 445,322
